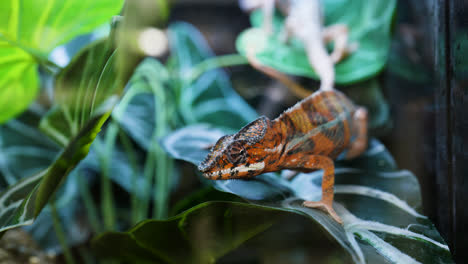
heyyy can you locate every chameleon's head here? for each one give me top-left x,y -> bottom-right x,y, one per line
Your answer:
198,117 -> 270,180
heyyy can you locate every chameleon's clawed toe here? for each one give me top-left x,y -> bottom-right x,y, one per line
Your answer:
303,200 -> 343,224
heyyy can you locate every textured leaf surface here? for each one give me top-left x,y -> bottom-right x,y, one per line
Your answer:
236,0 -> 397,83
159,125 -> 453,263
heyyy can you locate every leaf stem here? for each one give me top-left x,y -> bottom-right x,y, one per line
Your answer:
97,123 -> 119,231
118,129 -> 140,225
51,201 -> 76,264
186,54 -> 248,82
151,86 -> 172,219
140,138 -> 156,221
77,172 -> 102,233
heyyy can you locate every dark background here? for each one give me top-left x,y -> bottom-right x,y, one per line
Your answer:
171,0 -> 468,262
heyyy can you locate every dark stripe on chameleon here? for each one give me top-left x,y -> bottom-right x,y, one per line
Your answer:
279,140 -> 287,158
322,92 -> 339,116
300,97 -> 319,127
287,139 -> 316,155
282,115 -> 298,141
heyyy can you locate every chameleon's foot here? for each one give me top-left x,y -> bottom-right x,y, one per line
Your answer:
303,200 -> 343,224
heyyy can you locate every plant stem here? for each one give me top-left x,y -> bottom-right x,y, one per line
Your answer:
187,54 -> 249,82
151,90 -> 171,219
51,201 -> 76,264
77,172 -> 102,233
98,123 -> 119,231
153,147 -> 172,219
118,129 -> 140,225
140,138 -> 156,221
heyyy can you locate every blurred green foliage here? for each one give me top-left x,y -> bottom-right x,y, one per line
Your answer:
0,0 -> 124,123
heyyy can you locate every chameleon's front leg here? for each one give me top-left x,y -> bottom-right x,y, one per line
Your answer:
262,0 -> 275,34
283,154 -> 342,224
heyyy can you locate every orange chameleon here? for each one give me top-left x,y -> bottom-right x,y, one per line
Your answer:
198,66 -> 368,224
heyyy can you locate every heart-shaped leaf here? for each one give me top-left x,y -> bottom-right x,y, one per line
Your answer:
157,125 -> 452,263
236,0 -> 397,84
0,0 -> 124,123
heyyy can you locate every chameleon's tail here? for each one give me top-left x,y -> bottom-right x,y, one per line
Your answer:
246,48 -> 313,99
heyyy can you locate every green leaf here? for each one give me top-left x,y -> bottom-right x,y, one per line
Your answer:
0,41 -> 39,123
40,39 -> 119,147
236,0 -> 397,83
114,23 -> 258,151
93,201 -> 353,263
0,35 -> 122,234
0,0 -> 124,123
168,22 -> 257,130
0,0 -> 124,54
112,58 -> 170,150
160,125 -> 453,263
0,113 -> 108,233
0,114 -> 60,187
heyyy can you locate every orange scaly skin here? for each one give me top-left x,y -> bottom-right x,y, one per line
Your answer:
198,89 -> 368,224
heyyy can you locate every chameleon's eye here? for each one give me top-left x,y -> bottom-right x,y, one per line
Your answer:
227,141 -> 247,164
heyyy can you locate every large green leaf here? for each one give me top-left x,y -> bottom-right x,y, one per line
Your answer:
93,201 -> 353,264
168,22 -> 257,130
0,0 -> 123,54
158,125 -> 453,263
236,0 -> 397,84
0,0 -> 123,123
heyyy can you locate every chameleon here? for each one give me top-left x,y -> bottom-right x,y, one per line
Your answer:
239,0 -> 357,91
198,64 -> 368,224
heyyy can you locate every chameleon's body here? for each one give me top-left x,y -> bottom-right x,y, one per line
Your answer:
200,0 -> 365,225
199,89 -> 368,223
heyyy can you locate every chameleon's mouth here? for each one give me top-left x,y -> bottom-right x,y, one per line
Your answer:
201,162 -> 266,180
